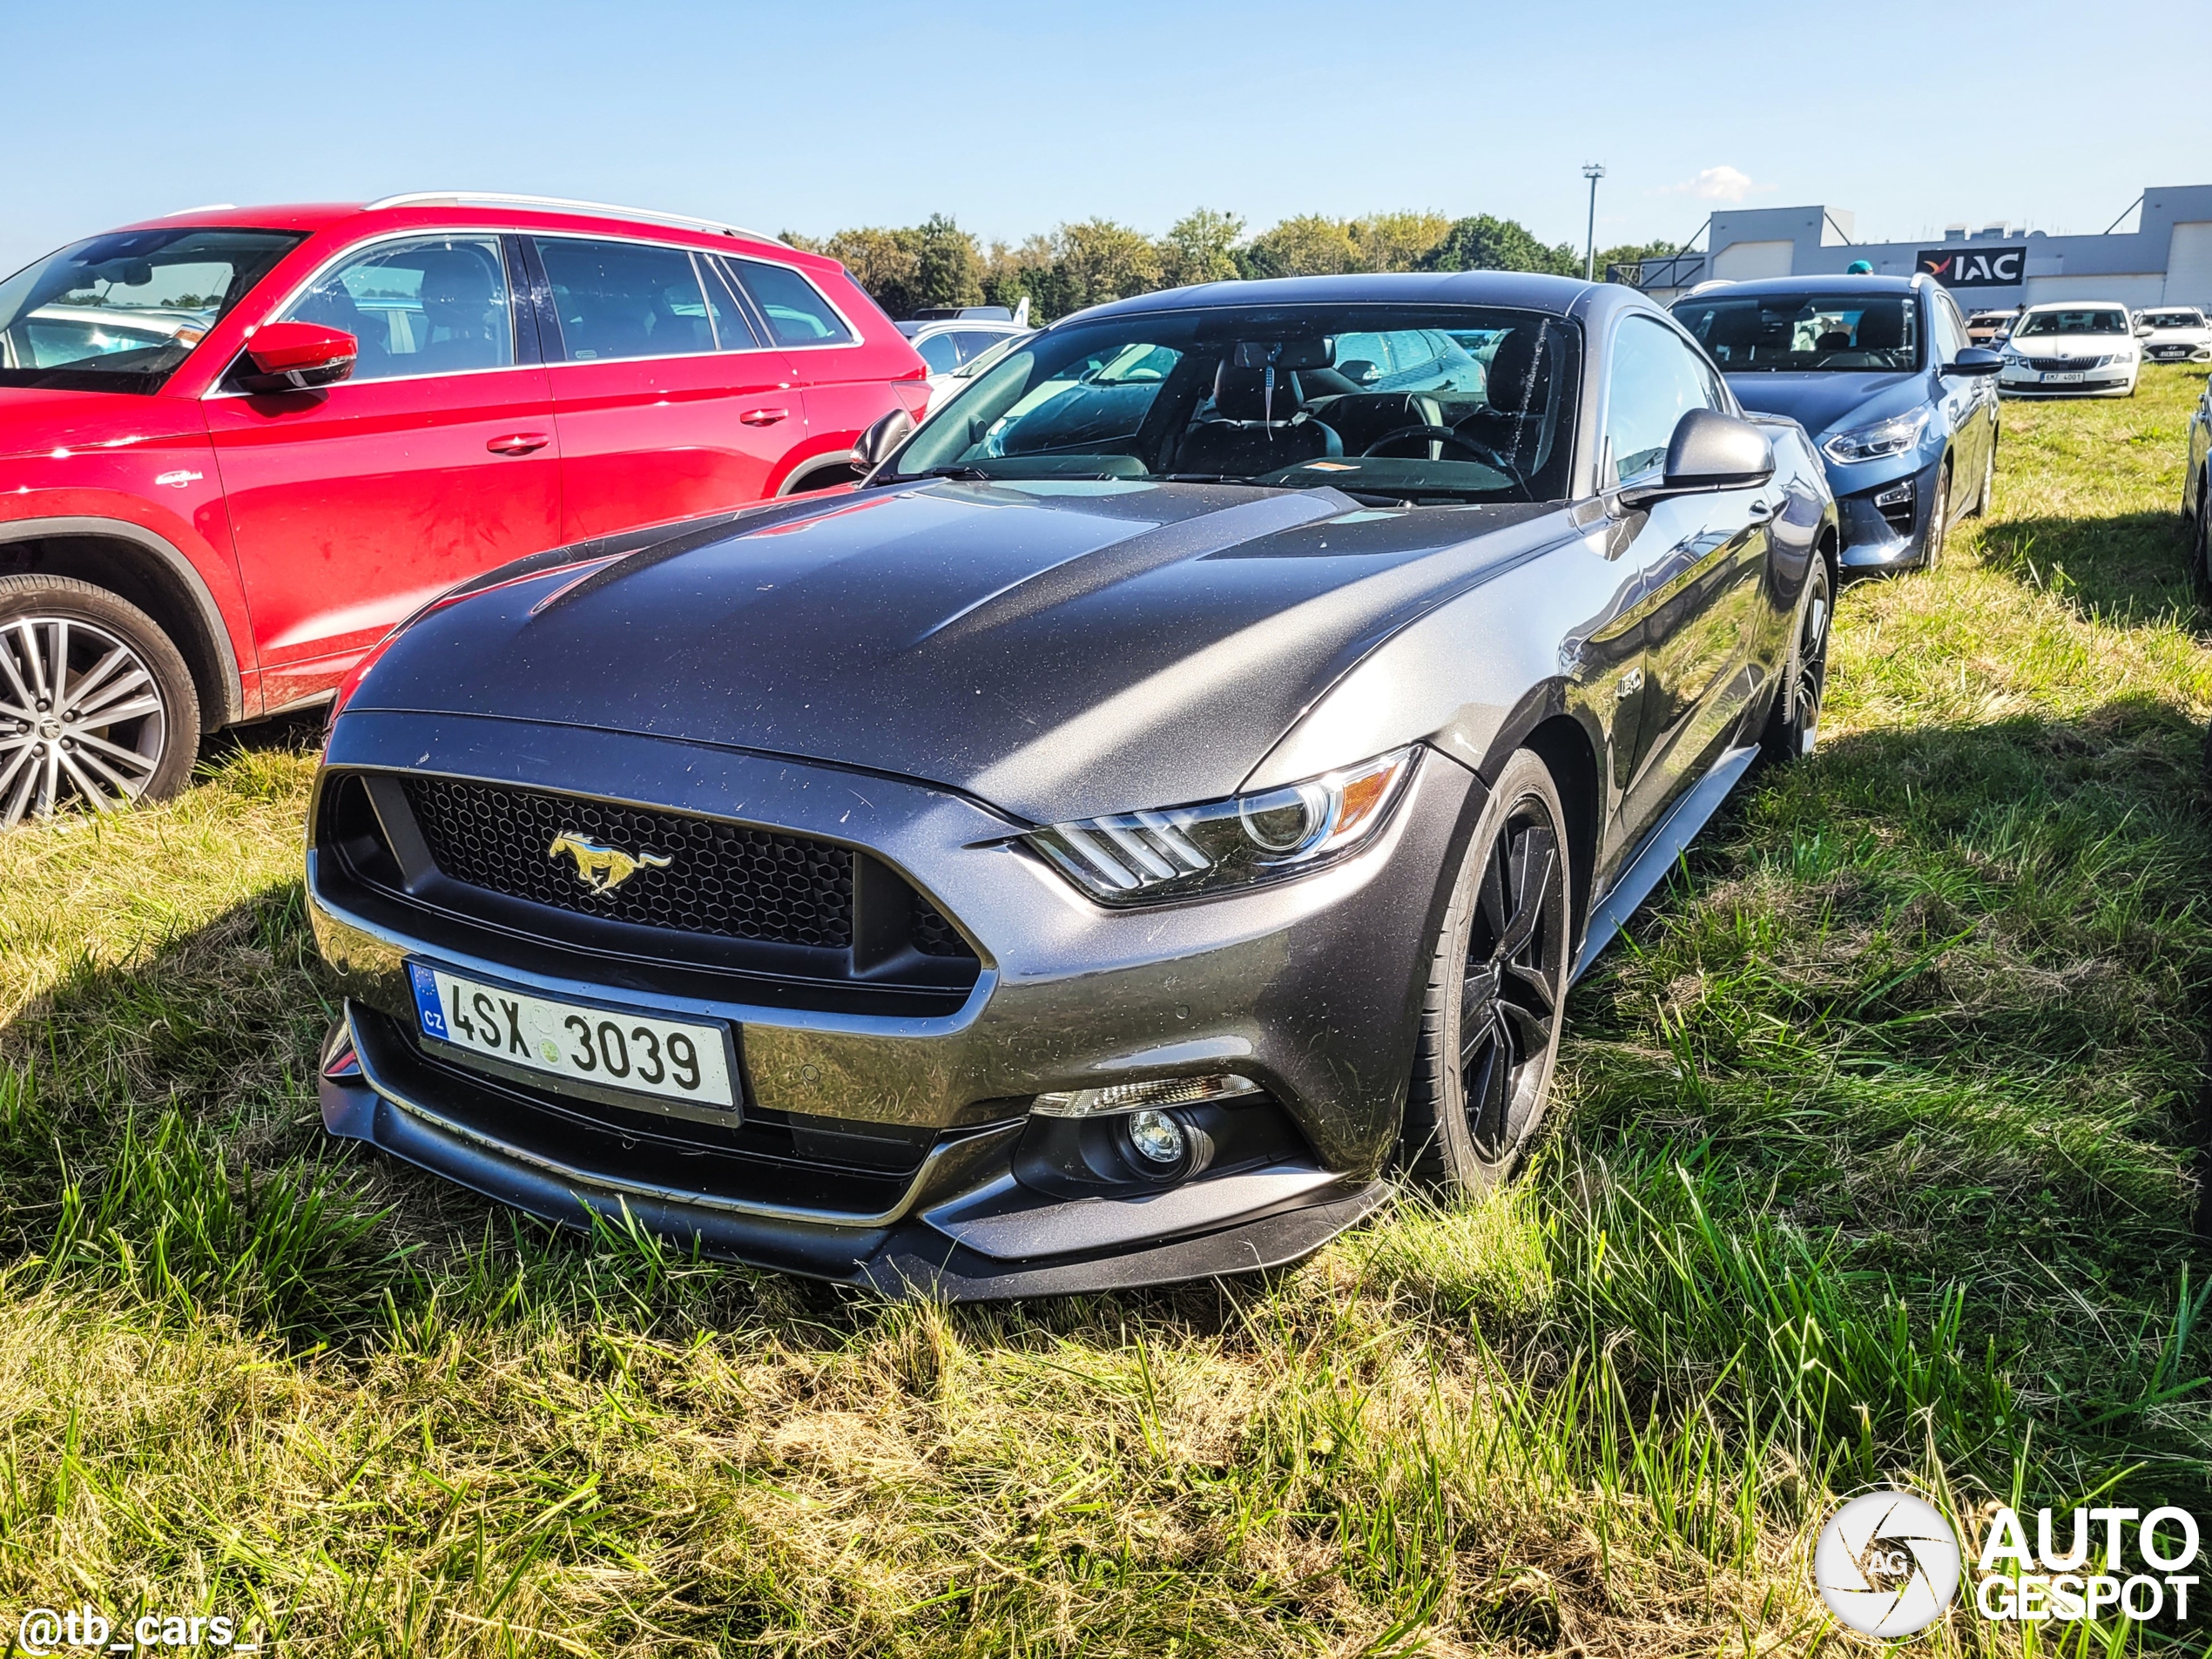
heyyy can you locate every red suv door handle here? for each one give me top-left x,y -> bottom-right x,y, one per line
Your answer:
738,407 -> 789,427
487,433 -> 550,455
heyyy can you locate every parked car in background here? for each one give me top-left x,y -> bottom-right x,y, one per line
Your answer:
897,305 -> 1031,401
2137,306 -> 2212,365
1998,302 -> 2142,397
2186,369 -> 2212,594
1672,273 -> 2001,571
0,194 -> 928,826
1966,308 -> 2019,347
307,271 -> 1839,1297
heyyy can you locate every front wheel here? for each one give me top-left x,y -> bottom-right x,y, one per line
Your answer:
1971,428 -> 1997,518
1921,458 -> 1952,570
2195,475 -> 2212,604
1400,749 -> 1572,1194
0,575 -> 199,827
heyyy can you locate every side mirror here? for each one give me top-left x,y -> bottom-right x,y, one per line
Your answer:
1620,408 -> 1774,508
2135,323 -> 2155,338
1945,347 -> 2005,376
239,321 -> 356,393
852,407 -> 914,475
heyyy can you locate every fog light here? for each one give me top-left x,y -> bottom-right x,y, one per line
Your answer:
1125,1109 -> 1186,1166
1873,482 -> 1913,509
1031,1072 -> 1258,1117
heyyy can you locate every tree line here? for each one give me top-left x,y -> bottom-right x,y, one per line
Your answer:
783,211 -> 1677,324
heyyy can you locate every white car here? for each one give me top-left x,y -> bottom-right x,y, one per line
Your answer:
2137,306 -> 2212,366
896,304 -> 1031,402
1998,302 -> 2141,397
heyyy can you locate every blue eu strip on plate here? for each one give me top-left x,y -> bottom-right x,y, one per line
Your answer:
408,960 -> 449,1039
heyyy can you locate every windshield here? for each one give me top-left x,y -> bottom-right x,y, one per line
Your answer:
883,304 -> 1580,505
2016,309 -> 2128,338
0,227 -> 303,393
2142,310 -> 2204,329
1670,292 -> 1919,372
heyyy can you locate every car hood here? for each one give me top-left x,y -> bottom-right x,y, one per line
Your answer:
0,387 -> 207,462
1722,371 -> 1926,442
2145,325 -> 2212,342
2011,334 -> 2134,358
348,480 -> 1572,825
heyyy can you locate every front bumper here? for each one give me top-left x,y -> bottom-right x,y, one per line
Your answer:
1998,363 -> 2136,396
307,711 -> 1474,1297
1831,453 -> 1945,570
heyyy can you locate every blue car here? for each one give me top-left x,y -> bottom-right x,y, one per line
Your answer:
1672,274 -> 2002,571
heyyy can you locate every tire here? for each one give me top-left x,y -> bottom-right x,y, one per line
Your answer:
1971,427 -> 1997,518
1921,458 -> 1952,570
1400,749 -> 1572,1194
2195,475 -> 2212,605
0,575 -> 199,827
1761,557 -> 1831,764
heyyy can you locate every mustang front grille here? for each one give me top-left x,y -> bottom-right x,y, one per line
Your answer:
405,776 -> 856,948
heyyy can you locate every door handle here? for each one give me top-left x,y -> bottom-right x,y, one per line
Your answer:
486,433 -> 550,455
738,407 -> 789,427
1746,496 -> 1777,521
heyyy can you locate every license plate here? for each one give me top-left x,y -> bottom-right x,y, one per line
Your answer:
2044,371 -> 2084,384
408,961 -> 738,1109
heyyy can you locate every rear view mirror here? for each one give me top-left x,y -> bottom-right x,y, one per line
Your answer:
853,408 -> 914,476
1620,409 -> 1774,508
1231,337 -> 1334,371
1945,347 -> 2004,376
239,321 -> 357,393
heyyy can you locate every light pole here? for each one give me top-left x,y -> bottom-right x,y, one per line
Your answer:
1582,163 -> 1606,281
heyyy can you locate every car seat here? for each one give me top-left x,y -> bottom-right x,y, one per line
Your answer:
1457,327 -> 1552,468
1172,363 -> 1340,475
411,248 -> 506,374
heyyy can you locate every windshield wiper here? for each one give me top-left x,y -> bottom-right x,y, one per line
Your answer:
898,465 -> 994,482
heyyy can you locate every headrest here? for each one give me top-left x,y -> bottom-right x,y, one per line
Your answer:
1485,328 -> 1547,412
1211,362 -> 1304,422
1853,304 -> 1904,350
415,248 -> 497,306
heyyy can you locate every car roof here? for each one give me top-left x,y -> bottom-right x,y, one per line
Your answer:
2018,298 -> 2130,312
1689,273 -> 1921,298
1065,269 -> 1598,322
111,196 -> 800,264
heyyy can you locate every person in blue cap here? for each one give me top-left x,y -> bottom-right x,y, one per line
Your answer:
1845,260 -> 1874,274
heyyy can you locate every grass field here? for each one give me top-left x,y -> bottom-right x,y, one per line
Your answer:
3,368 -> 2210,1656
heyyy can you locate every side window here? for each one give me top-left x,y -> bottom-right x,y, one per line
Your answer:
1931,294 -> 1966,361
914,333 -> 962,374
726,258 -> 854,347
1606,316 -> 1719,485
534,238 -> 715,362
700,260 -> 761,351
282,235 -> 514,381
950,330 -> 1008,363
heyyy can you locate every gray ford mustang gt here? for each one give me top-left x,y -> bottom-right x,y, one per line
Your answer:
307,272 -> 1839,1298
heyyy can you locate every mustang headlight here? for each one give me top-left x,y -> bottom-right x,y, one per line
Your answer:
1028,747 -> 1418,904
1822,408 -> 1931,465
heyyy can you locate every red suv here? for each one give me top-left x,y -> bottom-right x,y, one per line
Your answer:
0,193 -> 927,826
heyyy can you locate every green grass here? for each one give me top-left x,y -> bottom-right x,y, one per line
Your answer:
2,368 -> 2210,1655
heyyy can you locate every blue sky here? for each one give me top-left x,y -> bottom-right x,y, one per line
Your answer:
7,0 -> 2209,274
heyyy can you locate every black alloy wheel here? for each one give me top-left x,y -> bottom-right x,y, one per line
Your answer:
1402,748 -> 1571,1192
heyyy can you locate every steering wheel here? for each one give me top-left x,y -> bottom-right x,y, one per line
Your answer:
1360,424 -> 1511,470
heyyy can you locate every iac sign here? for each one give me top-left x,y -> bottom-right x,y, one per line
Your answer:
1918,247 -> 2025,287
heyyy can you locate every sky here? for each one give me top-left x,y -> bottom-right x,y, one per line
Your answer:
7,0 -> 2210,275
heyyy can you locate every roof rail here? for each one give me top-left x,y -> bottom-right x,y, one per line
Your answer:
361,192 -> 784,246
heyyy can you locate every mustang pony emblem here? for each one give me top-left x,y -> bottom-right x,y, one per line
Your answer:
547,831 -> 671,894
